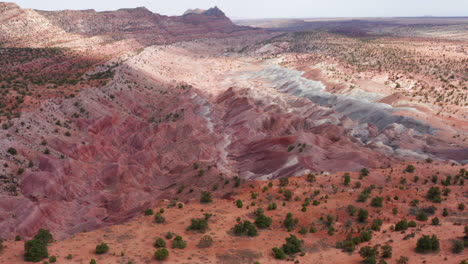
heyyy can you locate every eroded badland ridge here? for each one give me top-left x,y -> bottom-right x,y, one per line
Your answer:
0,2 -> 466,264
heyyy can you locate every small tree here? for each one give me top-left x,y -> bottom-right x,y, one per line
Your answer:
282,235 -> 302,255
343,173 -> 351,186
416,235 -> 440,253
34,229 -> 53,244
358,209 -> 368,222
155,248 -> 169,261
254,212 -> 272,229
427,187 -> 441,202
24,239 -> 48,262
154,237 -> 166,248
283,213 -> 298,231
95,243 -> 109,254
431,217 -> 439,225
236,200 -> 243,208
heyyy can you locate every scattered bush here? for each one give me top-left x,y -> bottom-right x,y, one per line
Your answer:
427,187 -> 441,203
236,200 -> 243,208
272,247 -> 286,260
95,243 -> 109,254
395,219 -> 409,231
381,244 -> 392,258
358,208 -> 368,222
283,213 -> 299,231
155,248 -> 169,260
144,209 -> 154,216
154,213 -> 165,223
232,220 -> 258,237
154,238 -> 166,248
405,165 -> 415,173
200,191 -> 212,203
254,212 -> 272,229
172,236 -> 187,249
281,234 -> 302,255
371,196 -> 383,207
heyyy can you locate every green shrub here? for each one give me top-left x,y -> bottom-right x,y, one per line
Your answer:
154,213 -> 165,223
431,217 -> 439,225
370,196 -> 383,207
7,147 -> 17,155
15,235 -> 21,241
371,218 -> 383,231
427,187 -> 441,202
254,212 -> 272,229
381,244 -> 392,258
144,209 -> 154,216
232,220 -> 258,237
200,191 -> 212,203
187,217 -> 209,233
95,243 -> 109,254
282,235 -> 302,255
359,246 -> 378,258
34,229 -> 53,244
395,219 -> 408,231
405,165 -> 415,173
408,221 -> 417,228
416,210 -> 428,221
154,248 -> 169,260
165,232 -> 173,240
24,239 -> 48,262
154,238 -> 166,248
49,256 -> 57,263
416,235 -> 440,253
90,259 -> 97,264
360,168 -> 369,177
283,213 -> 298,231
272,247 -> 286,259
172,236 -> 187,249
358,208 -> 368,222
236,200 -> 243,208
268,203 -> 277,210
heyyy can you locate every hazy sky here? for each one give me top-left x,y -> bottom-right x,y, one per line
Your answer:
9,0 -> 468,19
